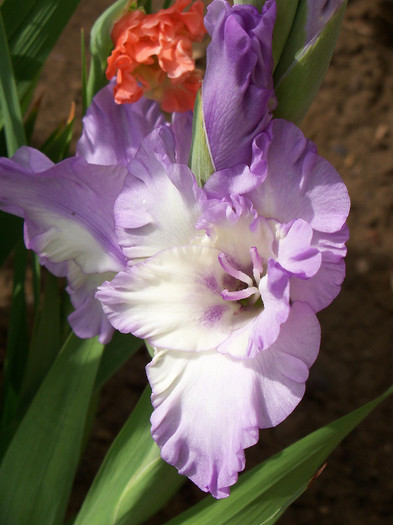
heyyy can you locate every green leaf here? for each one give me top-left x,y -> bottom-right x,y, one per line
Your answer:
40,104 -> 75,162
272,0 -> 299,69
86,0 -> 129,105
94,331 -> 143,391
0,334 -> 104,525
18,271 -> 62,415
81,28 -> 88,116
0,11 -> 26,155
0,239 -> 29,445
274,1 -> 347,124
0,211 -> 22,268
189,91 -> 214,186
273,0 -> 307,81
0,0 -> 82,127
31,252 -> 41,314
74,386 -> 184,525
145,341 -> 155,359
23,92 -> 43,144
167,384 -> 393,525
233,0 -> 265,8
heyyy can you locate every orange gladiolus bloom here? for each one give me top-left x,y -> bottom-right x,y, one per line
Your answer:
106,0 -> 206,112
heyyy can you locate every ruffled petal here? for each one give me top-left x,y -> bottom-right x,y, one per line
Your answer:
1,157 -> 127,272
277,219 -> 322,279
0,154 -> 127,342
249,119 -> 350,233
290,225 -> 348,312
11,146 -> 54,172
147,302 -> 320,498
115,125 -> 203,262
203,163 -> 265,200
202,0 -> 276,170
66,263 -> 115,344
251,260 -> 290,350
291,254 -> 346,313
76,82 -> 166,166
97,244 -> 252,352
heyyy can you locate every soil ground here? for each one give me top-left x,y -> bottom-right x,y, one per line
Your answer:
1,0 -> 392,523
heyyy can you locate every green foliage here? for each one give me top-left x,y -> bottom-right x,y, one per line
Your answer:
0,2 -> 382,524
81,28 -> 88,115
86,0 -> 129,106
189,91 -> 215,186
233,0 -> 264,8
40,106 -> 75,162
0,334 -> 104,525
23,94 -> 43,144
74,387 -> 184,525
18,272 -> 62,417
272,0 -> 299,68
167,384 -> 393,524
94,332 -> 144,391
0,212 -> 22,268
0,239 -> 29,456
274,0 -> 348,124
0,11 -> 26,155
0,0 -> 82,127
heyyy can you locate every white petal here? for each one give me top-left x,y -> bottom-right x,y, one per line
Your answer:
97,245 -> 251,351
115,126 -> 203,263
147,302 -> 321,498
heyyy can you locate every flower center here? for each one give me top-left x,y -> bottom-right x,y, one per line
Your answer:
218,246 -> 265,306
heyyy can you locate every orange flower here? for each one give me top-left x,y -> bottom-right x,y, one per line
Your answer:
106,0 -> 206,112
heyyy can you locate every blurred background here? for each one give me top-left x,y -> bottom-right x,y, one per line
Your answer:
0,0 -> 392,523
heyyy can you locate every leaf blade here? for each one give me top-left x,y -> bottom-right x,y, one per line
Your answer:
167,385 -> 393,525
273,1 -> 347,124
86,0 -> 129,105
74,387 -> 184,525
0,0 -> 82,127
0,334 -> 104,525
0,11 -> 26,155
94,332 -> 143,391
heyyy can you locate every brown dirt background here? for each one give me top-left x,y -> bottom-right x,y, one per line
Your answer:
1,0 -> 392,523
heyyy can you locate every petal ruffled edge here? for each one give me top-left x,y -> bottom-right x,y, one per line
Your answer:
76,82 -> 166,166
147,301 -> 320,498
97,244 -> 250,352
249,119 -> 350,234
114,125 -> 203,263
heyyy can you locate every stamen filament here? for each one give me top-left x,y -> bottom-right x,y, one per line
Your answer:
218,253 -> 254,287
221,286 -> 259,301
250,246 -> 263,285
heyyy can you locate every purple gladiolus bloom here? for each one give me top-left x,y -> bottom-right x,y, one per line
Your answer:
0,84 -> 192,343
0,0 -> 350,500
95,0 -> 349,497
97,119 -> 349,497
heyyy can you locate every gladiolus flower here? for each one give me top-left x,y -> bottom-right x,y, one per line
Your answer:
0,84 -> 193,343
97,117 -> 349,498
95,0 -> 349,498
106,0 -> 206,112
0,0 -> 350,500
